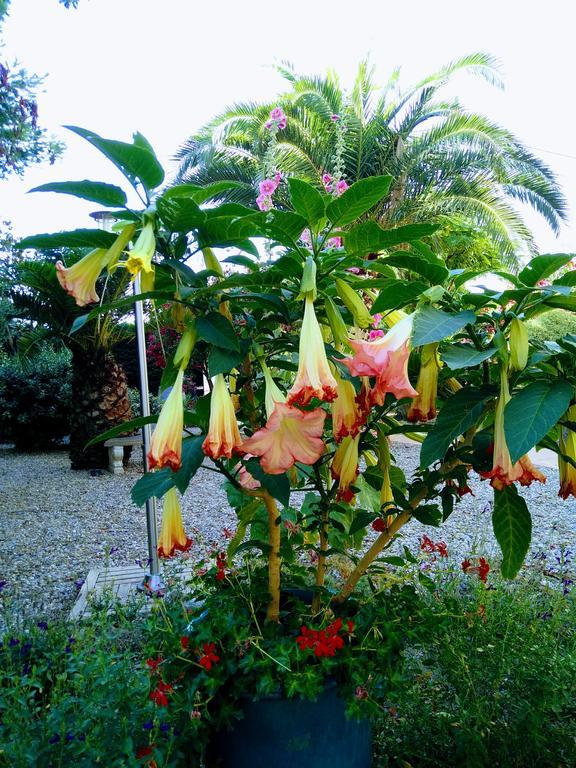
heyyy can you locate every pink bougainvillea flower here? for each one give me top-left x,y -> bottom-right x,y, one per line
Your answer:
203,374 -> 243,460
335,179 -> 349,195
56,248 -> 110,307
157,488 -> 192,559
259,178 -> 278,196
331,374 -> 363,442
322,173 -> 332,192
326,236 -> 342,249
256,194 -> 273,212
481,370 -> 545,490
342,314 -> 417,405
269,106 -> 285,121
407,343 -> 440,423
148,369 -> 185,471
331,434 -> 360,502
287,296 -> 338,406
241,402 -> 326,474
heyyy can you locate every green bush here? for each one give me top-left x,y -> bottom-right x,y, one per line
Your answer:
526,308 -> 576,342
375,573 -> 576,767
0,348 -> 72,449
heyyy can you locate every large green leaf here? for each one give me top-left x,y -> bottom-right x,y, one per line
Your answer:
288,178 -> 325,227
65,126 -> 164,191
196,312 -> 239,351
411,504 -> 442,527
260,210 -> 307,245
413,307 -> 476,346
492,485 -> 532,578
441,345 -> 496,370
18,229 -> 117,250
245,458 -> 290,507
164,181 -> 243,203
85,415 -> 157,447
344,221 -> 439,256
131,470 -> 175,507
370,280 -> 428,314
326,176 -> 392,227
504,380 -> 573,463
156,196 -> 206,232
173,436 -> 206,494
420,388 -> 489,468
383,250 -> 449,285
28,180 -> 127,207
208,340 -> 250,376
518,253 -> 575,286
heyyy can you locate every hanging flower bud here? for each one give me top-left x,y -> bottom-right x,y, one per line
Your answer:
407,343 -> 440,422
287,296 -> 338,406
509,317 -> 529,372
331,372 -> 363,442
260,360 -> 286,419
105,223 -> 136,273
324,296 -> 349,350
203,374 -> 243,460
334,278 -> 373,329
241,403 -> 326,474
125,222 -> 155,279
202,247 -> 224,277
558,405 -> 576,499
331,435 -> 360,502
173,325 -> 197,370
298,255 -> 317,301
148,369 -> 185,471
157,488 -> 192,558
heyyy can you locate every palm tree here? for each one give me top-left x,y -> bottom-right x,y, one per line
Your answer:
9,255 -> 133,469
174,55 -> 566,269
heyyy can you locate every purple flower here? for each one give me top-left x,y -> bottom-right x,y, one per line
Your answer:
330,114 -> 340,121
75,578 -> 85,591
0,580 -> 6,592
335,179 -> 349,196
37,621 -> 49,631
143,721 -> 154,731
48,734 -> 61,744
8,638 -> 19,647
277,117 -> 287,130
256,194 -> 273,212
78,733 -> 86,742
160,723 -> 171,733
109,547 -> 119,556
65,732 -> 75,743
269,106 -> 285,121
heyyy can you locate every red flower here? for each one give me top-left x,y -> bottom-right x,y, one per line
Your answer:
146,656 -> 163,672
461,558 -> 472,572
420,535 -> 436,554
149,680 -> 173,707
371,518 -> 387,533
180,636 -> 189,651
215,551 -> 227,581
435,541 -> 448,558
296,619 -> 352,658
478,557 -> 490,583
198,642 -> 220,671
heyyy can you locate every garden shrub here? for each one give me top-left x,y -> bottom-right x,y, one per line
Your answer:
526,308 -> 576,342
0,347 -> 72,449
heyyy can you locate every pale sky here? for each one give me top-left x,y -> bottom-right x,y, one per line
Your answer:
1,0 -> 575,255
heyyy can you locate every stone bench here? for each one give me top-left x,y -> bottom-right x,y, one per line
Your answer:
104,433 -> 143,475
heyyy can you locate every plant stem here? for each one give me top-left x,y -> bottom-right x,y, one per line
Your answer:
312,504 -> 329,613
332,510 -> 412,604
263,491 -> 282,622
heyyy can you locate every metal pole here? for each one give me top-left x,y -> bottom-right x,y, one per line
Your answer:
133,273 -> 164,595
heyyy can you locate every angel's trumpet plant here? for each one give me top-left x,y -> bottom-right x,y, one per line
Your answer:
558,405 -> 576,499
157,487 -> 192,558
203,374 -> 243,460
148,368 -> 185,471
125,221 -> 155,279
331,371 -> 363,442
331,434 -> 360,502
407,343 -> 440,423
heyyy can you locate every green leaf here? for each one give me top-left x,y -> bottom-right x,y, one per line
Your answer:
420,388 -> 489,468
348,510 -> 376,535
28,180 -> 127,207
288,178 -> 325,226
65,126 -> 164,191
413,307 -> 476,346
441,345 -> 496,370
492,485 -> 532,578
156,196 -> 206,232
85,415 -> 157,447
371,280 -> 428,314
208,341 -> 250,376
518,253 -> 574,286
344,221 -> 439,256
223,255 -> 260,271
173,436 -> 205,494
326,176 -> 392,227
196,312 -> 239,351
131,470 -> 174,507
260,210 -> 307,245
382,250 -> 449,285
191,181 -> 244,204
504,380 -> 573,463
18,229 -> 117,250
245,458 -> 290,507
412,504 -> 442,527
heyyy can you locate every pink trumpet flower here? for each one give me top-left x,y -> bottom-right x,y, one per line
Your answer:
56,247 -> 109,307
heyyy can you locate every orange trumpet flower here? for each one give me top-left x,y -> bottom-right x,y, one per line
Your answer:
157,488 -> 192,558
202,374 -> 243,460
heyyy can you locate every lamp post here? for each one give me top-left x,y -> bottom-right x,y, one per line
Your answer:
90,210 -> 164,595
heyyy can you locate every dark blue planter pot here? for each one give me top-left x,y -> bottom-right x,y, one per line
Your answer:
208,683 -> 371,768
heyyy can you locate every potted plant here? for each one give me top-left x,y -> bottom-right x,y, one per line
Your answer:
23,120 -> 576,767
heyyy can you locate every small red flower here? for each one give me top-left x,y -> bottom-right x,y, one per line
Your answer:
371,518 -> 387,533
149,680 -> 173,707
180,636 -> 189,651
222,527 -> 234,540
198,642 -> 220,671
478,557 -> 490,583
296,619 -> 350,658
435,541 -> 448,558
461,558 -> 472,572
215,552 -> 227,581
420,535 -> 436,554
146,656 -> 163,672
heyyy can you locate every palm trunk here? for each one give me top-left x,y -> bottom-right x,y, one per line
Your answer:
69,347 -> 132,470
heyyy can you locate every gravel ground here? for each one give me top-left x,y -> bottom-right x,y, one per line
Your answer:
1,442 -> 575,620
